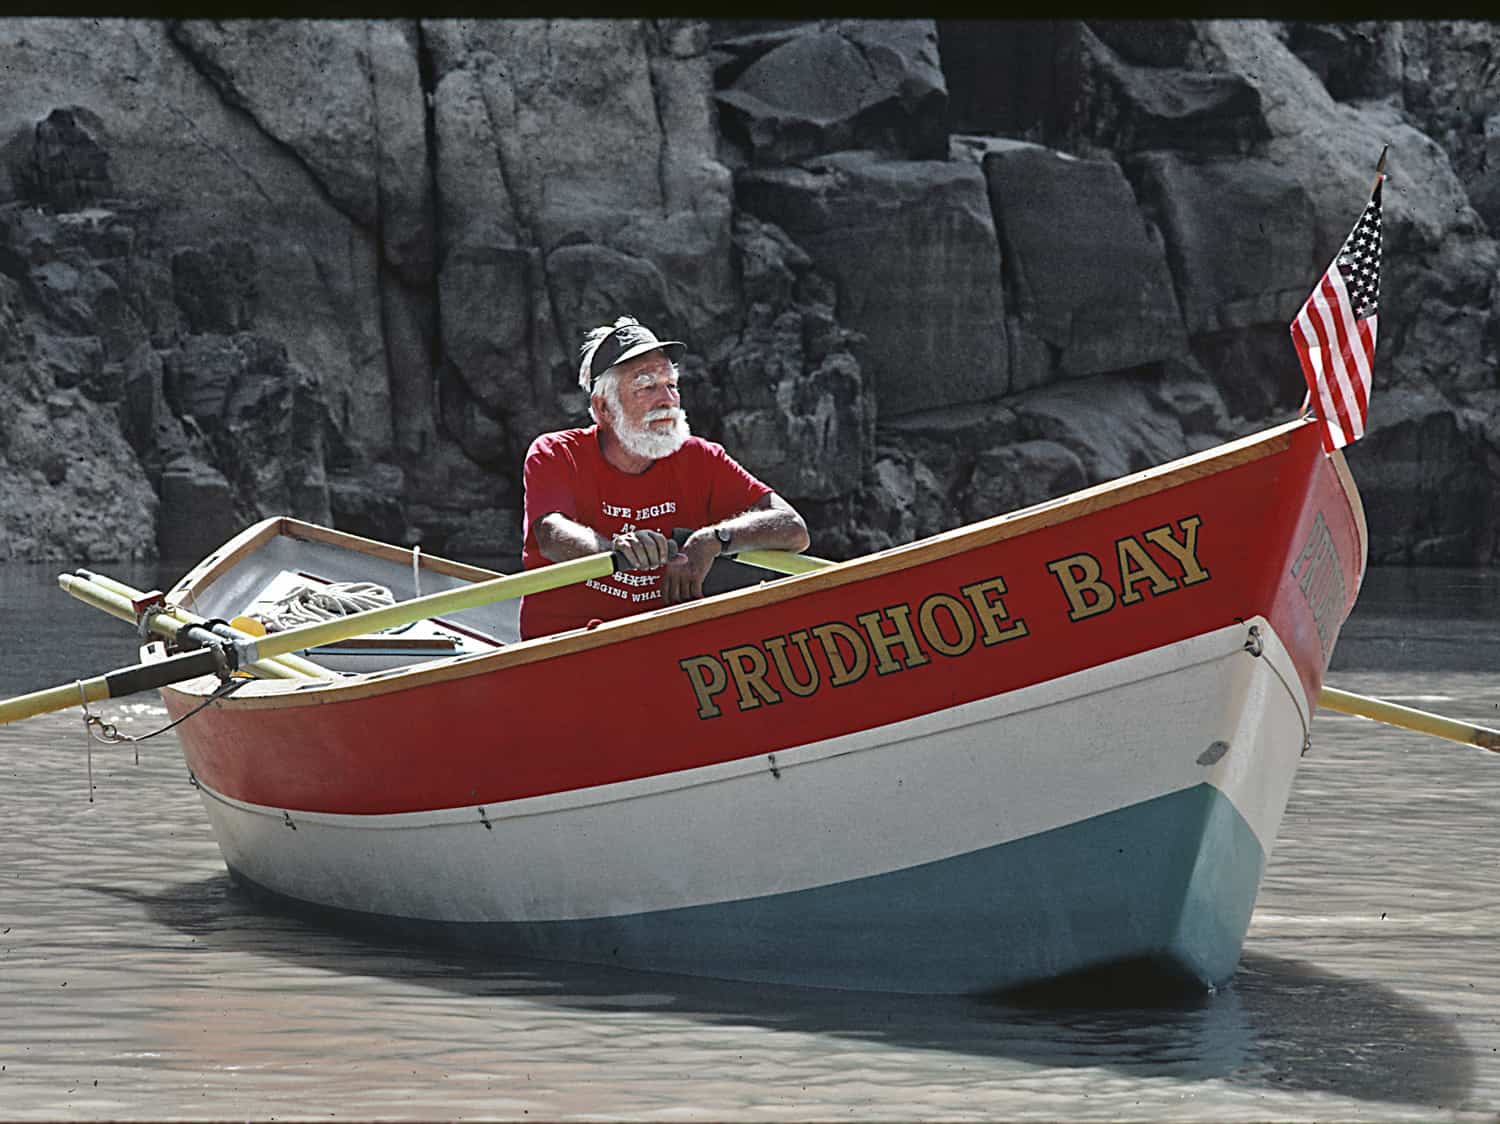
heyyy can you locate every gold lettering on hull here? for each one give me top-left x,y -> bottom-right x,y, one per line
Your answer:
1045,516 -> 1210,622
1290,511 -> 1346,659
679,655 -> 729,720
811,622 -> 869,686
915,594 -> 976,657
960,577 -> 1031,645
722,644 -> 781,711
856,604 -> 931,676
680,574 -> 1029,719
1046,553 -> 1116,621
679,513 -> 1215,720
764,631 -> 820,697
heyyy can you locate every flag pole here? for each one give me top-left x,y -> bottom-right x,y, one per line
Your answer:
1371,144 -> 1388,194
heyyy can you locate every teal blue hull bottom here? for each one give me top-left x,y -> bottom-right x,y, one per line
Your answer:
229,782 -> 1267,995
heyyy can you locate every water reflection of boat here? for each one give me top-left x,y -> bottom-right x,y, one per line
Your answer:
157,414 -> 1364,994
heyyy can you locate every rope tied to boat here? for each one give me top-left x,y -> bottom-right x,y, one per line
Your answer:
77,680 -> 94,802
78,675 -> 248,759
252,581 -> 395,632
77,671 -> 248,803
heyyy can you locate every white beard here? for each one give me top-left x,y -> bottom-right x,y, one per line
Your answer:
612,405 -> 691,460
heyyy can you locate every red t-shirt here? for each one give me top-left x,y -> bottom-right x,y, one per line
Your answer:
518,428 -> 773,639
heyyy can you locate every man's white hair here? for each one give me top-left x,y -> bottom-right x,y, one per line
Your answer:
578,315 -> 642,393
588,365 -> 622,425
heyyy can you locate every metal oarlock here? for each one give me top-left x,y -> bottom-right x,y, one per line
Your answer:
1243,624 -> 1264,657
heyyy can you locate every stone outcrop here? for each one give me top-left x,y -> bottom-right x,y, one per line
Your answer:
703,214 -> 872,503
737,151 -> 1009,417
423,19 -> 735,469
713,20 -> 947,166
978,141 -> 1186,388
0,17 -> 1496,568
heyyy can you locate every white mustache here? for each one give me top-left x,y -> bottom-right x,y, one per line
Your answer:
644,407 -> 686,423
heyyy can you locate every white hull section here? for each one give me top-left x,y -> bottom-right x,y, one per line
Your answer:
191,616 -> 1309,927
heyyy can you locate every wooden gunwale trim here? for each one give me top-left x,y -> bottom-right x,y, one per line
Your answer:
172,518 -> 508,609
1327,448 -> 1369,588
167,516 -> 290,608
166,419 -> 1306,711
282,519 -> 508,583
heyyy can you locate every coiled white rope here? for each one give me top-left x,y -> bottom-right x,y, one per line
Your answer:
254,581 -> 395,632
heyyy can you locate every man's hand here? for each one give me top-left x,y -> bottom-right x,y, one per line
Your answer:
661,531 -> 719,605
610,528 -> 673,571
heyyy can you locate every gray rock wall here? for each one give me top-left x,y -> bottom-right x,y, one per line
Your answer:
0,18 -> 1495,567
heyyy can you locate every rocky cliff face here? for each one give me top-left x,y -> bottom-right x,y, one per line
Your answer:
0,18 -> 1495,566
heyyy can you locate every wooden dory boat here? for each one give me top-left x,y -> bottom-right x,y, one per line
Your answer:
154,415 -> 1365,995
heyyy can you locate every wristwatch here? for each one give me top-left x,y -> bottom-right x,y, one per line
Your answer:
714,525 -> 733,554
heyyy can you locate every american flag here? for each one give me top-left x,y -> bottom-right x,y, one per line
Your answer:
1290,174 -> 1385,452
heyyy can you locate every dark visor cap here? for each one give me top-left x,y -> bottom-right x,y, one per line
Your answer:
587,322 -> 685,387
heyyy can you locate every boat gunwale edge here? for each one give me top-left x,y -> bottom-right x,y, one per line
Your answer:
162,418 -> 1312,711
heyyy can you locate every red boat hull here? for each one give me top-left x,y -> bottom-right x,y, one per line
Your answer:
167,419 -> 1364,818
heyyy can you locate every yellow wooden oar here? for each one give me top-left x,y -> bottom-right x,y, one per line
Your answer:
71,570 -> 324,675
0,549 -> 626,726
1318,685 -> 1500,752
735,548 -> 1500,754
0,644 -> 245,727
734,549 -> 836,575
61,570 -> 327,681
73,568 -> 328,679
242,550 -> 620,663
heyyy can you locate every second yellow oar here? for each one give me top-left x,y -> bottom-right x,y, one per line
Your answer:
57,574 -> 313,681
1318,685 -> 1500,752
228,551 -> 623,665
70,569 -> 328,680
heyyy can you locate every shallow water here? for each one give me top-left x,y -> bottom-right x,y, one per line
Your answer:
0,565 -> 1497,1119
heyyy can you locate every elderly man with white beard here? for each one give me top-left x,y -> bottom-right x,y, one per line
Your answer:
517,315 -> 810,640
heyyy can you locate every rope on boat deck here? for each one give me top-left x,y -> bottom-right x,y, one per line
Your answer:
253,581 -> 395,632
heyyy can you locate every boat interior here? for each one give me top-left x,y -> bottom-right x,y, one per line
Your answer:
167,520 -> 778,678
164,529 -> 507,675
